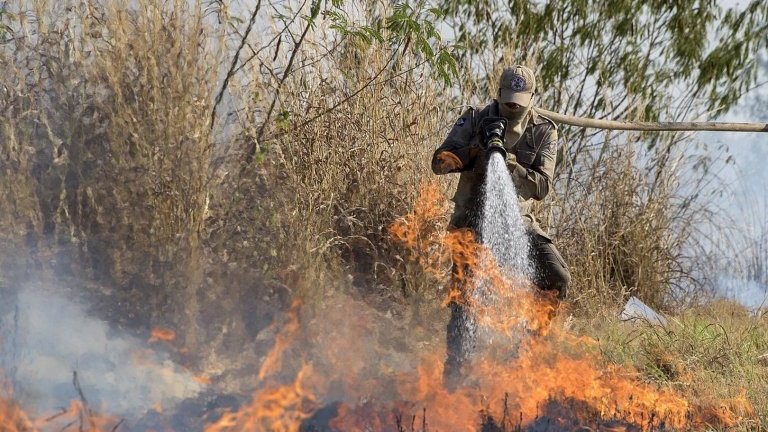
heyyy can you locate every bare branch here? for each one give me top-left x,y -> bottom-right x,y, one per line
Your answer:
210,0 -> 263,131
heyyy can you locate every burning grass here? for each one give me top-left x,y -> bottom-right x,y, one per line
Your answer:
1,184 -> 765,431
0,374 -> 122,432
0,393 -> 34,432
200,183 -> 759,432
1,2 -> 766,431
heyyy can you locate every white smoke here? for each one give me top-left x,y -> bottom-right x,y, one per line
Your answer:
718,275 -> 768,310
0,280 -> 202,420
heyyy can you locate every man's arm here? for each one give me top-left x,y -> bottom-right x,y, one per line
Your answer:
432,108 -> 478,175
508,126 -> 557,200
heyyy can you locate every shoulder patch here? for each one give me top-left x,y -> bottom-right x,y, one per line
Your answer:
543,135 -> 558,152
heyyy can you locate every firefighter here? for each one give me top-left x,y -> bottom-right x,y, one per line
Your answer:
432,65 -> 571,382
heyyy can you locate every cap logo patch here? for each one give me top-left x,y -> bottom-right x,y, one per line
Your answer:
510,74 -> 526,91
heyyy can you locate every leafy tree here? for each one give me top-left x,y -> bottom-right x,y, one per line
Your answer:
434,0 -> 768,306
437,0 -> 768,158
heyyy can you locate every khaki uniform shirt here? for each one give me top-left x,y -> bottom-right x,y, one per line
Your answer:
432,101 -> 559,238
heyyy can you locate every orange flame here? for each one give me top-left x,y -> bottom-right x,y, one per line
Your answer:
0,392 -> 121,432
192,180 -> 757,431
385,181 -> 755,430
34,399 -> 120,432
193,375 -> 212,385
298,184 -> 751,431
204,300 -> 317,432
0,184 -> 752,432
206,365 -> 317,432
389,181 -> 557,335
148,327 -> 177,343
202,180 -> 751,432
0,393 -> 35,432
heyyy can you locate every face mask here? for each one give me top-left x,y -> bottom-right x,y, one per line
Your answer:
498,99 -> 532,148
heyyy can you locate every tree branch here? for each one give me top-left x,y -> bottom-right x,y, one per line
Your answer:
245,4 -> 317,165
210,0 -> 262,131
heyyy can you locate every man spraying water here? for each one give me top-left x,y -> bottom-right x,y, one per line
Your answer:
431,65 -> 571,382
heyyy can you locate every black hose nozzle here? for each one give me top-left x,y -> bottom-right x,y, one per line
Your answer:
480,117 -> 508,160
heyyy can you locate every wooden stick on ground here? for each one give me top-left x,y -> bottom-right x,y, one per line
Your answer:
533,107 -> 768,133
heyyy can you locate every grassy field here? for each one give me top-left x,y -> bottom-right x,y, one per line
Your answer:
1,0 -> 767,430
573,301 -> 768,429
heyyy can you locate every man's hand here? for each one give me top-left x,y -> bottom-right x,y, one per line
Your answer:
433,151 -> 464,174
506,152 -> 520,176
506,152 -> 518,167
506,152 -> 526,185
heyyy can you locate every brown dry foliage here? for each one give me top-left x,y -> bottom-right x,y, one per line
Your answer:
0,0 -> 727,329
0,0 -> 755,409
1,1 -> 220,335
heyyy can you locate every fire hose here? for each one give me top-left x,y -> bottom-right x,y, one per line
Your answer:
475,106 -> 768,159
432,107 -> 767,175
532,107 -> 768,133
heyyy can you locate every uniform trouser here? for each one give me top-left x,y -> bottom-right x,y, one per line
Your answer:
444,226 -> 571,382
527,232 -> 571,299
447,205 -> 571,297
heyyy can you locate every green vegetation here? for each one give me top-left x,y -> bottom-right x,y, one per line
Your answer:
580,301 -> 768,428
1,0 -> 767,428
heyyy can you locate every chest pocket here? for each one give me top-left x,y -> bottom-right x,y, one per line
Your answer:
513,128 -> 539,167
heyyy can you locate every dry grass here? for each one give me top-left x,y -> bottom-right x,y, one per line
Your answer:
581,300 -> 768,429
0,0 -> 221,339
552,133 -> 720,314
0,0 -> 765,426
0,0 -> 720,319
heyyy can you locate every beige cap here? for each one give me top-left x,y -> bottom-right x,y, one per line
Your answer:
498,65 -> 536,105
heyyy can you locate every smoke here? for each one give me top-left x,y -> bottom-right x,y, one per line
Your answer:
718,275 -> 768,310
201,181 -> 753,431
203,287 -> 449,431
0,280 -> 202,421
271,290 -> 442,402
